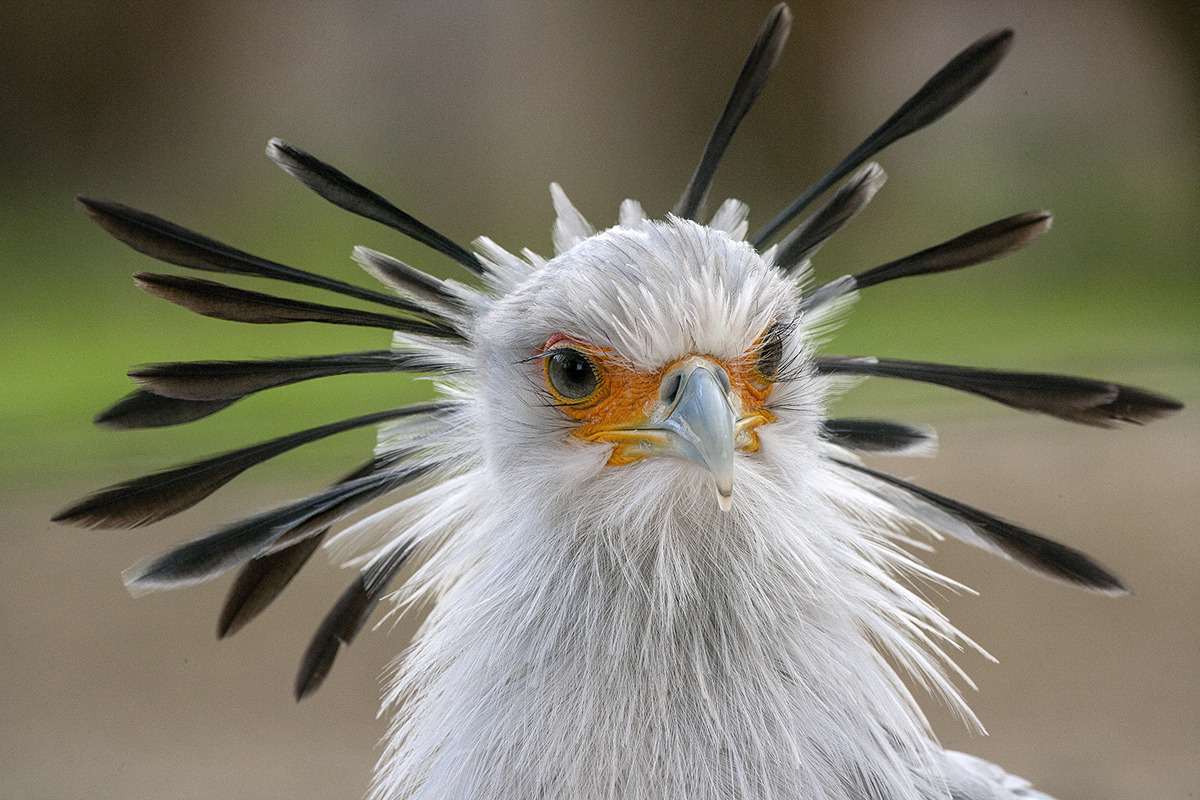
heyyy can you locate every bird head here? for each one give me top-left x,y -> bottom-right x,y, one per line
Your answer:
478,215 -> 808,513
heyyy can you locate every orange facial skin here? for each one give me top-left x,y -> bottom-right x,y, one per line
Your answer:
540,331 -> 778,466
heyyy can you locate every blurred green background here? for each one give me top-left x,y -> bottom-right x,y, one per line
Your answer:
2,2 -> 1197,799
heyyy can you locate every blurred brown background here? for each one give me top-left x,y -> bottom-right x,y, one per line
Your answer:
2,2 -> 1197,799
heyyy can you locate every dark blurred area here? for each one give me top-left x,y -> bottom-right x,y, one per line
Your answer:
1,2 -> 1197,799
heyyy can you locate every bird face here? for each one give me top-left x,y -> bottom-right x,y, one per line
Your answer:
477,218 -> 806,511
542,339 -> 778,510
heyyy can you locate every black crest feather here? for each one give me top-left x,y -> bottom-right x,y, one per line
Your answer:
218,533 -> 327,639
124,460 -> 436,593
54,404 -> 450,529
820,418 -> 935,455
674,3 -> 792,221
77,197 -> 427,311
217,452 -> 422,640
753,28 -> 1014,247
94,389 -> 238,430
266,139 -> 485,276
775,163 -> 886,274
134,272 -> 461,337
835,459 -> 1128,594
128,351 -> 452,402
816,356 -> 1183,426
353,247 -> 466,313
294,538 -> 417,701
799,210 -> 1052,311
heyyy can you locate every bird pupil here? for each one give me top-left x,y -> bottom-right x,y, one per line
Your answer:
548,349 -> 599,401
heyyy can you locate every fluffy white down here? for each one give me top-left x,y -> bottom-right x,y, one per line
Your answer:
357,206 -> 988,800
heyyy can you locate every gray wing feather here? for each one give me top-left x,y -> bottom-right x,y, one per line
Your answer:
939,750 -> 1056,800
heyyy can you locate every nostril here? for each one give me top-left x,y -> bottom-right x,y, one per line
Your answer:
660,372 -> 682,404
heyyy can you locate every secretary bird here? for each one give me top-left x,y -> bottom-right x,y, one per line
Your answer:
57,5 -> 1182,798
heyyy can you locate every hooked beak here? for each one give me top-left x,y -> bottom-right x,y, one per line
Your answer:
587,357 -> 766,512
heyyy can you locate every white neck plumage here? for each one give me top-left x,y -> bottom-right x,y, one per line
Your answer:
370,438 -> 971,800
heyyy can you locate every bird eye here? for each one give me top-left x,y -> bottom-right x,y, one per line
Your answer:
544,348 -> 603,404
755,323 -> 785,381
